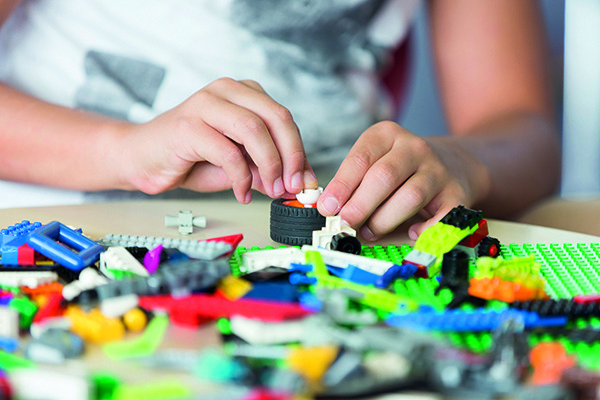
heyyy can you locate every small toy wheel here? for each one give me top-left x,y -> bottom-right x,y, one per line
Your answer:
330,233 -> 361,255
478,236 -> 501,258
270,199 -> 326,245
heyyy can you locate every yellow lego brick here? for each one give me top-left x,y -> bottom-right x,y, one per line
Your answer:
65,305 -> 125,343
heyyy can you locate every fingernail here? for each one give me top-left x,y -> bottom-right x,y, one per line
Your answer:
408,228 -> 418,241
321,196 -> 339,215
273,177 -> 284,197
361,225 -> 375,241
244,191 -> 252,204
304,171 -> 318,189
291,172 -> 303,190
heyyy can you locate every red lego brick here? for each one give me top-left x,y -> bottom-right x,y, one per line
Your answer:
139,293 -> 312,327
32,291 -> 66,323
573,294 -> 600,304
206,234 -> 244,254
17,244 -> 35,265
458,219 -> 489,248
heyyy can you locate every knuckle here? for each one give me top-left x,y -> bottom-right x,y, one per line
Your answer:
371,162 -> 397,187
260,158 -> 282,178
350,150 -> 372,174
241,79 -> 263,90
221,146 -> 244,165
286,149 -> 306,169
271,105 -> 294,124
188,89 -> 215,108
409,136 -> 433,155
402,186 -> 428,209
239,114 -> 267,137
210,77 -> 237,90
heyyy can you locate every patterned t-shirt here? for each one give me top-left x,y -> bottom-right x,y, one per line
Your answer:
0,0 -> 420,207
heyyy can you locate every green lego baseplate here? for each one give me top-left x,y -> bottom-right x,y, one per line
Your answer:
229,241 -> 600,366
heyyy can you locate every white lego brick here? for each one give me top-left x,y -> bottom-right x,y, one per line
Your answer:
0,271 -> 58,288
0,306 -> 19,338
402,249 -> 436,269
312,216 -> 357,249
62,267 -> 109,301
302,245 -> 392,276
100,246 -> 149,277
240,247 -> 305,274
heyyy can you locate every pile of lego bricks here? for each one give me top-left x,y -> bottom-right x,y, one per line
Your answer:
1,220 -> 600,399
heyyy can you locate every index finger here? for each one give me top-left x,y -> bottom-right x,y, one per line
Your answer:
209,79 -> 317,194
317,127 -> 396,218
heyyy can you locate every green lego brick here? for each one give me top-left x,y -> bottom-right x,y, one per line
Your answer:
229,242 -> 600,356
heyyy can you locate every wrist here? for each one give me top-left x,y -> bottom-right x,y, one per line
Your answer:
96,120 -> 138,191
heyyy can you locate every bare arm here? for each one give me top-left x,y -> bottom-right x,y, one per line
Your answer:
0,1 -> 316,202
429,0 -> 560,216
317,0 -> 560,241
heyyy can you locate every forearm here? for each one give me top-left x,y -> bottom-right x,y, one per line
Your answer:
0,83 -> 133,191
427,111 -> 560,218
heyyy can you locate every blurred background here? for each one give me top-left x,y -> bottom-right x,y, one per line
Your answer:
398,0 -> 581,196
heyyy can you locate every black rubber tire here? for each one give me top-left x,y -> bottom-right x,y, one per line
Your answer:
330,233 -> 361,255
270,198 -> 326,245
477,236 -> 501,258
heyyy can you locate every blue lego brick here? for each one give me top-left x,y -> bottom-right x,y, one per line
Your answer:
375,263 -> 418,288
1,221 -> 42,247
27,221 -> 104,271
386,308 -> 568,332
327,264 -> 380,285
1,221 -> 42,265
243,281 -> 300,302
0,337 -> 18,353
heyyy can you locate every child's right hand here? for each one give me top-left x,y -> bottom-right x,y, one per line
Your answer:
117,78 -> 318,203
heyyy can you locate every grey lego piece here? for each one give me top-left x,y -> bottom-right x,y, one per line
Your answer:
24,328 -> 85,363
165,210 -> 206,235
97,233 -> 231,260
75,258 -> 230,304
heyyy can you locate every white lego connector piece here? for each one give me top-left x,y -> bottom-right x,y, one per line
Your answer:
165,210 -> 206,235
302,245 -> 392,276
97,234 -> 231,260
312,216 -> 357,249
0,271 -> 58,288
0,306 -> 19,338
100,246 -> 149,277
62,267 -> 109,301
296,187 -> 323,207
241,247 -> 305,274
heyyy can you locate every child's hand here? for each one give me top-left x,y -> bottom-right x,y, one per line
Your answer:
316,121 -> 487,241
119,78 -> 318,203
